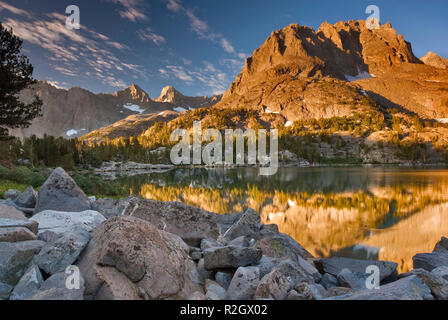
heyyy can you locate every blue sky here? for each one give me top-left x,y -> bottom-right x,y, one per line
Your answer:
1,0 -> 447,97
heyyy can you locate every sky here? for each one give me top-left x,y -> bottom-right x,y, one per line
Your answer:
0,0 -> 447,97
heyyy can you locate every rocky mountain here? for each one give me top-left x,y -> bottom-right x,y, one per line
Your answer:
421,52 -> 448,70
214,20 -> 448,122
154,86 -> 221,110
10,82 -> 221,139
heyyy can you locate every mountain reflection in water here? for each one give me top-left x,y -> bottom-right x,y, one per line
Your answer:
115,167 -> 448,273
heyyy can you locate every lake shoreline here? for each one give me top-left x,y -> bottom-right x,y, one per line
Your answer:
1,167 -> 448,300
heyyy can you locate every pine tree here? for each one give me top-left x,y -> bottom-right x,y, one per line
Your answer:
0,22 -> 42,140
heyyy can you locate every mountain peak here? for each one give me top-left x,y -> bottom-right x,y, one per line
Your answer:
421,52 -> 448,69
114,84 -> 152,104
155,85 -> 184,103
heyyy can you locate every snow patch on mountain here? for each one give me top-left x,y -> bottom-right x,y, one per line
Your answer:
66,129 -> 86,137
345,71 -> 375,82
123,104 -> 145,114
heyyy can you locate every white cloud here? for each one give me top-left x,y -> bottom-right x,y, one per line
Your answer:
104,0 -> 147,22
3,11 -> 144,89
0,1 -> 31,18
220,38 -> 235,54
137,28 -> 166,46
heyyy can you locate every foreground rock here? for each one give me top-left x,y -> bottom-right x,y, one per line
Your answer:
14,187 -> 38,209
0,241 -> 44,289
28,272 -> 85,300
35,168 -> 90,213
413,252 -> 448,271
0,204 -> 38,234
9,264 -> 43,300
226,267 -> 260,300
77,216 -> 202,300
30,210 -> 105,235
315,257 -> 398,282
35,230 -> 91,275
343,276 -> 433,300
122,198 -> 221,246
203,246 -> 262,270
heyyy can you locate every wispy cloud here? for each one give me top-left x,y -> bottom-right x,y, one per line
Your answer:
159,61 -> 229,95
164,0 -> 239,56
104,0 -> 147,22
2,6 -> 144,89
0,1 -> 31,18
137,28 -> 166,46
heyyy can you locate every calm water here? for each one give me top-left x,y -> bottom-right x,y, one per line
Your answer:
113,167 -> 448,272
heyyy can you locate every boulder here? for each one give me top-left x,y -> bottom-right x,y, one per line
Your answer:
0,240 -> 44,286
203,246 -> 262,270
0,204 -> 38,234
14,187 -> 37,209
275,260 -> 314,288
9,264 -> 43,300
197,259 -> 214,285
433,237 -> 448,254
34,167 -> 90,213
413,252 -> 448,271
432,266 -> 448,281
220,209 -> 261,242
254,270 -> 290,300
294,282 -> 327,300
337,268 -> 369,291
315,257 -> 398,282
399,269 -> 448,300
319,273 -> 339,290
30,210 -> 105,236
215,271 -> 234,290
255,256 -> 282,278
226,267 -> 260,300
77,216 -> 203,300
28,272 -> 85,300
91,197 -> 130,218
0,282 -> 13,300
201,238 -> 219,251
298,256 -> 322,282
4,189 -> 20,201
343,276 -> 434,300
205,280 -> 226,300
253,228 -> 313,261
325,287 -> 355,299
122,198 -> 220,246
0,227 -> 37,243
35,230 -> 91,275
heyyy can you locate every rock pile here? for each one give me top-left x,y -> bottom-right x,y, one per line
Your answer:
1,167 -> 448,300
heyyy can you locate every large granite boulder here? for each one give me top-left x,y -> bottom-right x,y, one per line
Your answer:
14,187 -> 38,209
315,257 -> 398,282
343,276 -> 433,300
0,204 -> 38,235
203,246 -> 262,270
28,272 -> 85,300
34,168 -> 90,213
413,252 -> 448,271
226,267 -> 260,300
77,216 -> 203,300
30,210 -> 105,236
400,269 -> 448,300
254,269 -> 290,300
9,264 -> 43,300
35,230 -> 91,275
122,198 -> 221,246
219,209 -> 261,242
0,241 -> 44,287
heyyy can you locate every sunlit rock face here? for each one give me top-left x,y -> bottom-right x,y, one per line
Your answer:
129,167 -> 448,272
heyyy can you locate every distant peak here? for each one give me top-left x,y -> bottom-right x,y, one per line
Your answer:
114,84 -> 152,103
155,85 -> 184,103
